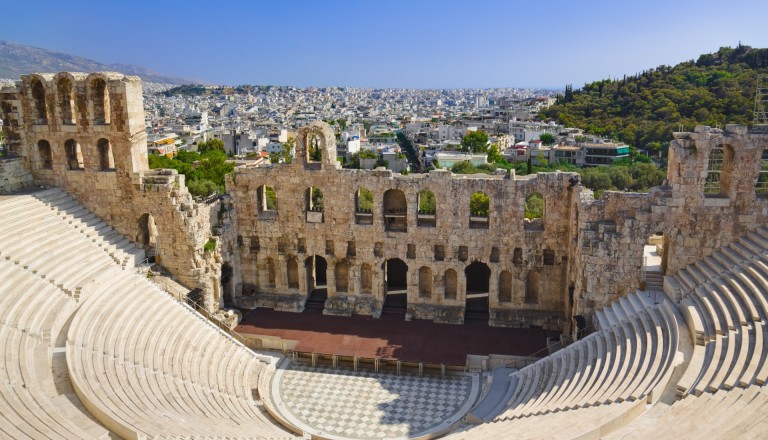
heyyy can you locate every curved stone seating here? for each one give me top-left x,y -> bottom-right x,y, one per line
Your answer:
669,228 -> 768,396
604,385 -> 768,440
492,291 -> 681,423
0,259 -> 113,439
0,189 -> 292,439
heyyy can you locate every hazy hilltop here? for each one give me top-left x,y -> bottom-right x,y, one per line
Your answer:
542,44 -> 768,152
0,40 -> 199,85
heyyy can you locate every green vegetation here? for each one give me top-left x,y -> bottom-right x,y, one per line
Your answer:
265,186 -> 277,210
539,133 -> 555,146
524,193 -> 544,219
450,160 -> 498,174
204,238 -> 216,252
542,45 -> 768,154
269,137 -> 294,164
311,187 -> 324,211
418,190 -> 436,214
470,192 -> 490,217
160,84 -> 207,97
148,147 -> 234,198
307,134 -> 322,161
460,130 -> 489,153
357,188 -> 373,211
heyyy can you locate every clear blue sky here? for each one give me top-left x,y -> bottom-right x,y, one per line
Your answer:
4,0 -> 768,89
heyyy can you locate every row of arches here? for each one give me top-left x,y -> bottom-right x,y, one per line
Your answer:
257,255 -> 542,306
704,144 -> 768,197
255,185 -> 546,229
36,138 -> 115,171
29,75 -> 110,126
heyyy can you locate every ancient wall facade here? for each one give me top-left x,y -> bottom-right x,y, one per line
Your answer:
0,72 -> 222,311
573,125 -> 768,328
228,123 -> 577,331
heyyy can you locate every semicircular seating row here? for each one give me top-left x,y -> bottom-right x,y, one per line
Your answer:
451,228 -> 768,439
0,189 -> 294,439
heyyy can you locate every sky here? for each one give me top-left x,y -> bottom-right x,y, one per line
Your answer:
4,0 -> 768,89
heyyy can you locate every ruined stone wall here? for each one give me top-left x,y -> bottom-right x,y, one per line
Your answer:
573,125 -> 768,329
0,158 -> 33,193
228,122 -> 576,330
0,72 -> 220,311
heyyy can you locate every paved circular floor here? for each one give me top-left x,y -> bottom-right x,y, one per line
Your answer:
271,361 -> 479,439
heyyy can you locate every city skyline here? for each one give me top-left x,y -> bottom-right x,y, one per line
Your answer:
3,0 -> 768,89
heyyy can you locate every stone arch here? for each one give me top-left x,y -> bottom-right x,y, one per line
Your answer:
37,140 -> 53,169
296,122 -> 340,170
417,189 -> 436,227
525,192 -> 544,219
383,189 -> 407,232
383,258 -> 408,314
525,270 -> 540,304
756,149 -> 768,197
56,76 -> 76,125
499,270 -> 513,303
445,269 -> 458,300
258,185 -> 277,212
360,263 -> 372,294
335,260 -> 349,293
221,262 -> 234,304
137,213 -> 157,251
306,187 -> 324,212
267,257 -> 276,288
469,191 -> 489,229
418,266 -> 432,298
97,138 -> 115,170
64,139 -> 84,170
305,255 -> 327,294
287,257 -> 299,288
355,187 -> 374,225
465,261 -> 490,321
89,76 -> 111,125
30,77 -> 48,124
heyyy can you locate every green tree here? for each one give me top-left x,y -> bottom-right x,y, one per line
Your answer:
470,192 -> 490,217
311,187 -> 324,211
524,193 -> 544,219
357,188 -> 373,211
418,190 -> 436,214
197,138 -> 225,154
486,144 -> 503,164
539,132 -> 555,146
460,130 -> 489,153
265,186 -> 277,210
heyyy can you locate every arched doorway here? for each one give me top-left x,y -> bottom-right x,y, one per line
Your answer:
382,258 -> 408,315
465,261 -> 490,323
221,263 -> 234,305
304,256 -> 327,313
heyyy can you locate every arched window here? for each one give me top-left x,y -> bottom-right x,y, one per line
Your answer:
418,266 -> 432,298
306,187 -> 324,223
704,145 -> 725,195
756,149 -> 768,197
258,185 -> 277,216
499,271 -> 512,303
360,263 -> 372,294
355,187 -> 373,225
490,247 -> 500,263
513,247 -> 523,266
30,78 -> 47,124
525,192 -> 544,219
64,139 -> 84,170
444,269 -> 457,300
91,78 -> 110,125
525,270 -> 540,304
469,191 -> 489,229
287,257 -> 299,288
335,261 -> 349,293
417,189 -> 436,227
97,138 -> 115,170
57,77 -> 75,125
37,140 -> 53,169
306,133 -> 322,162
383,189 -> 407,232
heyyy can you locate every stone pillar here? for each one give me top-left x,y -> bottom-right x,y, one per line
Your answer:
488,267 -> 499,308
326,257 -> 337,297
275,254 -> 288,292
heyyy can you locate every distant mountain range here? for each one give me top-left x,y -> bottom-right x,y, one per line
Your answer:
0,40 -> 201,85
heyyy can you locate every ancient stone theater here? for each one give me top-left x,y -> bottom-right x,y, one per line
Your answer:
1,72 -> 768,439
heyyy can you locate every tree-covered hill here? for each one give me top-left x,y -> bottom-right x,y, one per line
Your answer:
541,45 -> 768,154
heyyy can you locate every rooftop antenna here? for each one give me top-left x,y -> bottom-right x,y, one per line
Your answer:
754,74 -> 768,126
